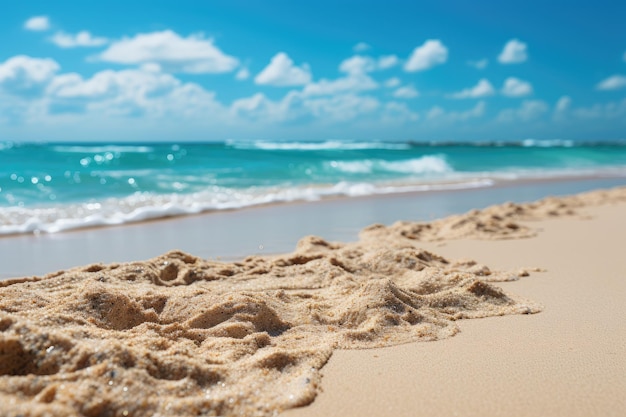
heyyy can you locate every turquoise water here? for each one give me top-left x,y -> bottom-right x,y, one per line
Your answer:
1,139 -> 626,234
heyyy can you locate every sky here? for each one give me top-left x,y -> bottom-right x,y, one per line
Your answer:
1,0 -> 625,142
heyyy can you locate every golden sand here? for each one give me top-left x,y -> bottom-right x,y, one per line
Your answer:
1,187 -> 624,416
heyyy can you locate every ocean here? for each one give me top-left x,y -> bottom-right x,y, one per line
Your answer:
2,139 -> 626,235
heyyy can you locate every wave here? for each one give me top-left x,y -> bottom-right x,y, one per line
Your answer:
327,156 -> 452,175
225,140 -> 411,151
0,179 -> 493,235
52,145 -> 155,154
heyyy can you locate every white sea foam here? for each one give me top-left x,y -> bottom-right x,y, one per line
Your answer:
327,156 -> 452,175
226,140 -> 411,151
52,145 -> 155,154
521,139 -> 575,148
0,179 -> 494,235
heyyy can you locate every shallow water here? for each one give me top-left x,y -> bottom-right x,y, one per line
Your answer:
2,140 -> 626,234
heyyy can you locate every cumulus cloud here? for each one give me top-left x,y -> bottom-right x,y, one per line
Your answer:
24,16 -> 50,31
384,77 -> 401,88
98,30 -> 239,74
448,79 -> 495,99
427,101 -> 486,122
231,91 -> 380,123
404,40 -> 448,72
339,55 -> 399,75
353,42 -> 371,52
0,55 -> 60,94
302,73 -> 377,96
467,59 -> 488,69
254,53 -> 312,86
235,67 -> 250,80
339,55 -> 377,75
382,101 -> 419,123
304,94 -> 380,122
393,85 -> 419,99
596,75 -> 626,91
50,31 -> 108,48
498,100 -> 548,122
501,77 -> 533,97
46,66 -> 222,117
572,98 -> 626,120
555,96 -> 572,113
378,55 -> 399,70
498,39 -> 528,64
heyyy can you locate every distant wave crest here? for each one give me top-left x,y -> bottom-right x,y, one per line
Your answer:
226,140 -> 411,151
327,155 -> 452,175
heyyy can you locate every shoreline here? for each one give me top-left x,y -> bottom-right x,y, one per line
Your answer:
1,175 -> 625,280
2,170 -> 625,240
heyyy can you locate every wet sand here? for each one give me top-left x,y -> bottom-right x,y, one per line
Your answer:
1,185 -> 625,416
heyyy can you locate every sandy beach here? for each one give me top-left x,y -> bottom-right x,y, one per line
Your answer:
286,192 -> 626,417
1,183 -> 625,416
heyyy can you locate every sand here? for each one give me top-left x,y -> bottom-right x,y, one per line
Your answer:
1,187 -> 625,416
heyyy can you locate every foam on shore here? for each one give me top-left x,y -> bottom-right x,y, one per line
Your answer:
0,187 -> 624,416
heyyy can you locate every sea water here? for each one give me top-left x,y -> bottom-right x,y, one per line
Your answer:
1,139 -> 626,235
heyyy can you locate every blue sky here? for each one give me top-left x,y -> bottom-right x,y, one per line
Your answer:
1,0 -> 625,142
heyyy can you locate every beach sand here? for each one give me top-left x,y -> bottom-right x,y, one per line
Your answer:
1,186 -> 625,416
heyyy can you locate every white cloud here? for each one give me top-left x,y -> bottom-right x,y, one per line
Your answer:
572,98 -> 626,120
303,72 -> 377,96
448,78 -> 495,99
235,67 -> 250,80
384,77 -> 401,88
467,59 -> 488,69
46,66 -> 222,118
501,77 -> 533,97
231,91 -> 380,123
498,39 -> 528,64
303,94 -> 380,121
393,85 -> 419,99
339,54 -> 399,75
50,31 -> 108,48
555,96 -> 572,113
339,55 -> 377,75
24,16 -> 50,31
596,75 -> 626,91
353,42 -> 371,52
98,30 -> 239,74
378,55 -> 399,70
427,101 -> 486,122
382,101 -> 419,122
0,55 -> 60,93
404,40 -> 448,72
255,52 -> 312,86
498,100 -> 548,122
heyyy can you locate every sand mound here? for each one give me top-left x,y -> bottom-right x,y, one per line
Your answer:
362,186 -> 626,242
0,237 -> 538,416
